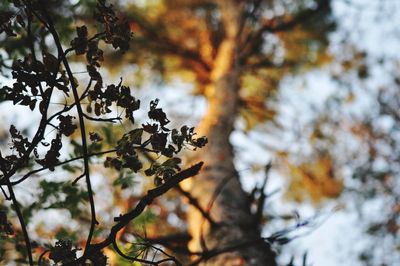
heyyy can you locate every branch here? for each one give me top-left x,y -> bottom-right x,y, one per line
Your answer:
146,233 -> 196,255
7,149 -> 116,186
175,184 -> 216,226
260,0 -> 329,33
240,0 -> 330,58
81,162 -> 203,262
0,3 -> 66,264
139,151 -> 216,225
127,13 -> 211,80
40,5 -> 98,252
147,232 -> 191,248
112,239 -> 181,266
254,163 -> 271,225
4,181 -> 34,265
44,78 -> 93,126
198,175 -> 233,251
82,113 -> 122,123
188,238 -> 268,266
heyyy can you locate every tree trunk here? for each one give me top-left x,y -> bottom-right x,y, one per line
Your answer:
183,1 -> 277,265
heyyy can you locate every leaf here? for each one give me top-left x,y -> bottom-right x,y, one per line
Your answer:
104,157 -> 122,170
122,155 -> 142,172
162,157 -> 181,171
148,99 -> 170,126
36,134 -> 62,171
150,132 -> 167,151
142,123 -> 158,134
192,136 -> 208,148
43,52 -> 59,72
89,132 -> 103,142
55,83 -> 70,96
28,99 -> 37,110
49,240 -> 77,264
113,172 -> 137,189
58,115 -> 77,137
0,211 -> 14,237
87,65 -> 101,80
128,128 -> 143,145
71,26 -> 88,55
76,25 -> 88,38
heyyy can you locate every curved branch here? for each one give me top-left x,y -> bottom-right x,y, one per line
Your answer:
40,6 -> 98,252
112,239 -> 181,266
79,162 -> 203,263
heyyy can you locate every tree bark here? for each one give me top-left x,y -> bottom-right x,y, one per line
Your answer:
183,1 -> 277,265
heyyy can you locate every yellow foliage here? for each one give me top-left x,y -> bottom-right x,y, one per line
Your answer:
282,154 -> 343,204
239,72 -> 279,130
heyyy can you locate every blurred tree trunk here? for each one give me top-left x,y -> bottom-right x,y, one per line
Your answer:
183,1 -> 276,265
110,0 -> 333,264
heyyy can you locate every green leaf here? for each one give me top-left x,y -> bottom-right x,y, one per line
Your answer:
128,128 -> 143,145
113,172 -> 137,189
161,157 -> 181,171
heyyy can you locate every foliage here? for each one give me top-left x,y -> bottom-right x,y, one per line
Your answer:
0,1 -> 206,265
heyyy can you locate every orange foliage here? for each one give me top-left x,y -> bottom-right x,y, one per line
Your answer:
282,154 -> 343,203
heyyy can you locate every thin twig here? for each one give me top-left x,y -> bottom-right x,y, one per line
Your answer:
175,184 -> 216,226
255,162 -> 272,225
198,175 -> 233,251
82,113 -> 122,123
112,239 -> 181,265
8,149 -> 117,186
40,6 -> 98,252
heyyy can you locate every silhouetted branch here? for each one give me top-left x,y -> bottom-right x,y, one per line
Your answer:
40,5 -> 98,252
82,113 -> 122,123
7,149 -> 117,186
5,181 -> 34,265
112,239 -> 181,266
81,162 -> 203,263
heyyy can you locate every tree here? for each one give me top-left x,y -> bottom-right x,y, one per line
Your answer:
114,0 -> 334,265
104,0 -> 399,265
0,1 -> 206,265
2,0 -> 397,265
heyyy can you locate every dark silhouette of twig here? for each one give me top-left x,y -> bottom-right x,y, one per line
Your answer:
76,162 -> 203,264
41,5 -> 98,253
